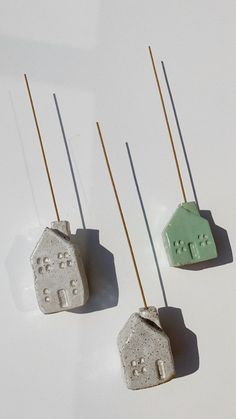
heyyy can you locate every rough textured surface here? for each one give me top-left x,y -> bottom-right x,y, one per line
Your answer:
117,306 -> 175,390
162,201 -> 218,267
31,221 -> 89,314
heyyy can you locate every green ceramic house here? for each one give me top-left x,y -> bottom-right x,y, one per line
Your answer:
162,202 -> 218,267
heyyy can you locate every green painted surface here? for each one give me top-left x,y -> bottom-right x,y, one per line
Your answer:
162,201 -> 218,267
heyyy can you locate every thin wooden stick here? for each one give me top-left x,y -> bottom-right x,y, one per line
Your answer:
96,122 -> 148,308
148,46 -> 187,202
24,74 -> 60,221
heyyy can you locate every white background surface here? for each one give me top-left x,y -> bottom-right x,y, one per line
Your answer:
1,1 -> 236,418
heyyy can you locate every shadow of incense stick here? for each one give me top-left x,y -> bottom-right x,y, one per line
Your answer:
53,93 -> 86,229
125,142 -> 168,307
161,61 -> 199,209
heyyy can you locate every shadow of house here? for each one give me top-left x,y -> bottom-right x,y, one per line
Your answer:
159,306 -> 199,378
163,202 -> 218,267
70,229 -> 119,313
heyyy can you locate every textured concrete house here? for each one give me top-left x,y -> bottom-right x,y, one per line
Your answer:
163,202 -> 217,267
31,221 -> 89,314
118,306 -> 175,390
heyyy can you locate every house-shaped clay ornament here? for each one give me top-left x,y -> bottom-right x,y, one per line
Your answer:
117,306 -> 175,390
162,201 -> 218,267
31,220 -> 89,314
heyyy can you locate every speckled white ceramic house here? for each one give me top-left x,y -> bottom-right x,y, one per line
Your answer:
31,220 -> 89,314
117,306 -> 175,390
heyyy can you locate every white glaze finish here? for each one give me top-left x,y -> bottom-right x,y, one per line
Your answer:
31,221 -> 89,313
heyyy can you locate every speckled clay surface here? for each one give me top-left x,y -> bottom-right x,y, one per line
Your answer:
31,220 -> 89,314
117,306 -> 175,390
